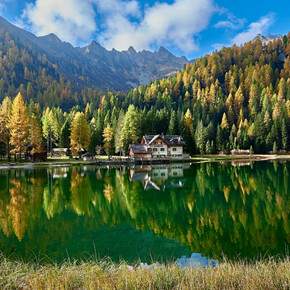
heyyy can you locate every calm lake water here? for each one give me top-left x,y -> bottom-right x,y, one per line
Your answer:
0,161 -> 289,265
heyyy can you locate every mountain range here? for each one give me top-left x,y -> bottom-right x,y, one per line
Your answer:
253,33 -> 283,44
0,16 -> 189,91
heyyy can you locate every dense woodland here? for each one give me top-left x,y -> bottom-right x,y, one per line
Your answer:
0,29 -> 290,158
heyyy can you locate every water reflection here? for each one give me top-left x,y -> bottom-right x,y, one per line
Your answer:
176,253 -> 217,268
0,161 -> 288,263
129,164 -> 189,191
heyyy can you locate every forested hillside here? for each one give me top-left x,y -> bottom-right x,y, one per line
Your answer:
0,28 -> 104,111
0,33 -> 290,158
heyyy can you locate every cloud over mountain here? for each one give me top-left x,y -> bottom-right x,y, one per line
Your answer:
232,13 -> 275,45
19,0 -> 217,53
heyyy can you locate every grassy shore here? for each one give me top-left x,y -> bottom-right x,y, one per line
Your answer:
0,257 -> 289,289
0,154 -> 289,169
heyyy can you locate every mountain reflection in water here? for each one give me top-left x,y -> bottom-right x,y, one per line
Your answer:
0,161 -> 288,264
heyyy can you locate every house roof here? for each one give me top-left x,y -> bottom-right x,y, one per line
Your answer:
129,144 -> 150,154
143,135 -> 186,146
82,152 -> 95,157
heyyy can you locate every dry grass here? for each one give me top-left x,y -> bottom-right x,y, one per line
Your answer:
0,256 -> 289,289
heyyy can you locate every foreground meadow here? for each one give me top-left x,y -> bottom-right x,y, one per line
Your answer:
0,257 -> 289,289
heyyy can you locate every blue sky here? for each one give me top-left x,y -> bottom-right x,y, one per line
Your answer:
0,0 -> 289,59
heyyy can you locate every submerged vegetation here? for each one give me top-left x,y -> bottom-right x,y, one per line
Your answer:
0,255 -> 289,289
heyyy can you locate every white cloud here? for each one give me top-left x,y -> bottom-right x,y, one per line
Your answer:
97,0 -> 217,53
0,0 -> 10,16
232,13 -> 275,45
214,13 -> 246,30
0,4 -> 5,15
19,0 -> 216,53
212,13 -> 275,51
20,0 -> 97,44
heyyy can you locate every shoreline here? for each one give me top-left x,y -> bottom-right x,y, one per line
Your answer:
0,154 -> 289,169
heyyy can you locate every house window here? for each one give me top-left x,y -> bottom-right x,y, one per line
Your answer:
153,148 -> 157,152
160,148 -> 165,152
172,148 -> 177,152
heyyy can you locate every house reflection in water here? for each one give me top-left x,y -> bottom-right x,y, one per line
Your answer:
129,164 -> 190,191
52,167 -> 69,179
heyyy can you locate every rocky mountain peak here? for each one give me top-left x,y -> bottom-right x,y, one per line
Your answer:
41,33 -> 62,43
253,33 -> 283,44
127,46 -> 137,55
0,16 -> 189,91
158,46 -> 172,56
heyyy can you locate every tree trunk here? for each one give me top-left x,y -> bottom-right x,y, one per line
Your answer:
19,141 -> 21,163
50,128 -> 53,157
7,137 -> 10,162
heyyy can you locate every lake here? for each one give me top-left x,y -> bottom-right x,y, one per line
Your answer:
0,161 -> 289,266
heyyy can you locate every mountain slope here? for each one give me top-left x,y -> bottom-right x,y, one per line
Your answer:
0,16 -> 188,91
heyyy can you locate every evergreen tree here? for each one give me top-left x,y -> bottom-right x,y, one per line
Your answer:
29,114 -> 45,160
115,111 -> 125,155
195,120 -> 206,154
121,105 -> 141,153
281,118 -> 288,151
168,110 -> 178,135
183,109 -> 195,154
59,119 -> 71,149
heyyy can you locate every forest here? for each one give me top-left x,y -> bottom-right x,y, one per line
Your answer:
0,29 -> 290,158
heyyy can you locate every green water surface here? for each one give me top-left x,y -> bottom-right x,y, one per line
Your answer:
0,161 -> 289,264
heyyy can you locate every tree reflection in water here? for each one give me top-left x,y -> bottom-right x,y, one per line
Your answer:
0,161 -> 288,263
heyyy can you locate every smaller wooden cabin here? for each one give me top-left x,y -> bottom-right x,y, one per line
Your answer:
128,144 -> 151,159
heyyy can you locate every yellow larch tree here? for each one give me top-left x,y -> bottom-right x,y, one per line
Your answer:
103,123 -> 114,157
221,112 -> 229,130
9,93 -> 29,162
70,112 -> 90,157
0,97 -> 12,160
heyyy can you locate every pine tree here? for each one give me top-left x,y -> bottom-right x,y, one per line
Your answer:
70,112 -> 90,157
121,105 -> 140,153
115,111 -> 125,155
183,109 -> 195,154
281,118 -> 288,151
195,120 -> 206,154
42,108 -> 60,154
273,141 -> 277,154
59,119 -> 71,149
168,110 -> 178,135
29,114 -> 45,160
9,93 -> 29,162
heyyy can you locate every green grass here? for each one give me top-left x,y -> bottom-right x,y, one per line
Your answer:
190,154 -> 290,162
0,256 -> 289,289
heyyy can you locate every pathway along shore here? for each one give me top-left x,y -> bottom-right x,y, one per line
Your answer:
0,154 -> 289,169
